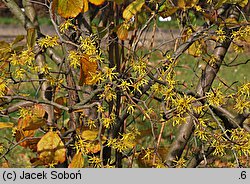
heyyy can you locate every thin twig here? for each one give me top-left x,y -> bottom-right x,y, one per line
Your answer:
28,0 -> 49,8
48,3 -> 79,48
208,106 -> 231,140
152,122 -> 165,165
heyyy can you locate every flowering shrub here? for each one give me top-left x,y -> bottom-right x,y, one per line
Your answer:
0,0 -> 249,168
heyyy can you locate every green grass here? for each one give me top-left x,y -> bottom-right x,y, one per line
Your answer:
0,17 -> 52,25
174,51 -> 250,92
219,51 -> 250,85
0,17 -> 20,25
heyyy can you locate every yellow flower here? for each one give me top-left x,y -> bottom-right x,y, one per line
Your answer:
89,71 -> 104,84
194,5 -> 204,12
154,161 -> 167,168
119,80 -> 131,91
39,64 -> 52,75
127,104 -> 135,115
172,115 -> 186,126
15,69 -> 26,79
19,49 -> 35,65
0,77 -> 7,97
238,82 -> 250,97
87,119 -> 96,129
215,27 -> 226,42
208,55 -> 218,67
142,148 -> 154,160
107,129 -> 139,152
38,36 -> 59,48
80,36 -> 98,56
234,97 -> 250,114
174,94 -> 195,115
132,78 -> 148,94
48,162 -> 56,168
206,87 -> 225,106
173,156 -> 186,168
194,129 -> 209,141
19,107 -> 32,118
59,19 -> 77,33
99,84 -> 116,102
0,144 -> 4,154
97,105 -> 104,113
88,156 -> 102,168
68,50 -> 81,68
9,53 -> 19,65
107,138 -> 118,147
131,57 -> 147,75
102,113 -> 116,129
212,140 -> 227,156
233,44 -> 244,53
103,67 -> 118,81
12,127 -> 18,137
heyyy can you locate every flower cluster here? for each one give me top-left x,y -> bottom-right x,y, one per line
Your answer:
230,128 -> 250,156
102,113 -> 116,129
38,36 -> 59,49
68,50 -> 81,68
206,86 -> 225,106
107,129 -> 140,153
99,84 -> 116,102
10,49 -> 35,66
215,27 -> 226,42
233,82 -> 250,113
231,26 -> 250,53
59,19 -> 77,33
194,119 -> 210,141
130,57 -> 147,75
80,36 -> 103,63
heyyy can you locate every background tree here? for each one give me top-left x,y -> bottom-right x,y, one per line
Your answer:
0,0 -> 249,168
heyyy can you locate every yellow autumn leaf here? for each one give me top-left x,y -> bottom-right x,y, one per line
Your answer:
177,0 -> 199,9
0,122 -> 14,129
68,152 -> 84,168
57,0 -> 83,18
16,118 -> 37,150
238,0 -> 248,7
83,0 -> 89,12
37,131 -> 66,164
159,2 -> 178,18
81,129 -> 99,141
225,18 -> 239,28
79,55 -> 98,85
123,0 -> 145,20
19,116 -> 45,131
117,23 -> 129,40
215,0 -> 248,8
188,40 -> 207,57
177,0 -> 185,9
186,0 -> 199,8
89,0 -> 106,5
86,140 -> 101,154
32,104 -> 46,119
26,28 -> 37,49
1,161 -> 10,168
16,105 -> 46,131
